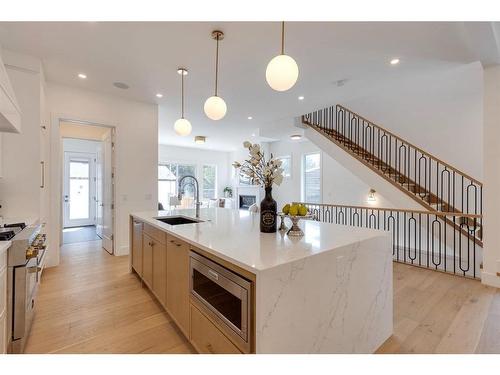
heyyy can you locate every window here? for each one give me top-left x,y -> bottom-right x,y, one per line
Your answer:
69,159 -> 90,220
158,163 -> 197,208
277,156 -> 292,178
202,165 -> 217,199
302,153 -> 321,203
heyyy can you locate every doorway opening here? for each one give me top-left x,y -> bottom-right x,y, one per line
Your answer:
60,121 -> 115,254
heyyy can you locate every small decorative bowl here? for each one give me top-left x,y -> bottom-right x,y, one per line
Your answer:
278,213 -> 314,237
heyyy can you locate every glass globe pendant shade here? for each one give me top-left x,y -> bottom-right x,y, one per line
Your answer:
265,54 -> 299,92
204,95 -> 227,120
174,118 -> 192,136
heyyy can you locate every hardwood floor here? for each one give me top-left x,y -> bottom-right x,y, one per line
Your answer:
377,263 -> 500,354
25,240 -> 500,354
25,240 -> 194,354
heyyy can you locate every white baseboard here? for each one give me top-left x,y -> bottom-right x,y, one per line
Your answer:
481,271 -> 500,288
115,245 -> 129,257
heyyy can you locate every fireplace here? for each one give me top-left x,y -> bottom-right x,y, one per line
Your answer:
239,195 -> 256,210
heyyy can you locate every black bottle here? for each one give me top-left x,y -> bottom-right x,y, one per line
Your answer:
260,187 -> 277,233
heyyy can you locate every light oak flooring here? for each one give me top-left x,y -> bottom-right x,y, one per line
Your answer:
25,240 -> 500,354
25,240 -> 194,354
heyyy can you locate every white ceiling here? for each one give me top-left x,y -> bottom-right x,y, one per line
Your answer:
0,22 -> 495,151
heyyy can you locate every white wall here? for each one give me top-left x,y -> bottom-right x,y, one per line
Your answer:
482,64 -> 500,288
343,62 -> 484,181
0,52 -> 43,221
158,144 -> 232,199
47,82 -> 158,263
268,139 -> 394,210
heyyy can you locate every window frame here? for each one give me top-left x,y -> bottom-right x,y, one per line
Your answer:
301,152 -> 322,203
201,164 -> 218,200
158,162 -> 198,207
276,155 -> 292,179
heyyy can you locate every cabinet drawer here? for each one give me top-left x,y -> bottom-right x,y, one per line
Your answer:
190,304 -> 241,354
143,223 -> 166,245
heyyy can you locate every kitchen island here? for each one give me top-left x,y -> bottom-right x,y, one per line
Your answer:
130,208 -> 392,354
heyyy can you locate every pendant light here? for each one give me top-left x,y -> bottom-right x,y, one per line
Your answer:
266,22 -> 299,92
174,68 -> 192,136
204,30 -> 227,121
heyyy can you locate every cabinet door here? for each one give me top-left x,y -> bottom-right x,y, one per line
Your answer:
166,235 -> 190,336
152,242 -> 167,307
131,220 -> 143,275
142,233 -> 154,288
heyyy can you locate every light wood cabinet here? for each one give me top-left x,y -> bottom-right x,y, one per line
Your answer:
152,242 -> 167,307
129,216 -> 254,353
131,220 -> 143,275
142,233 -> 154,289
166,234 -> 190,337
190,304 -> 240,354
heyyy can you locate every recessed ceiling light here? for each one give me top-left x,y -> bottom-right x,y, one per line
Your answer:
251,133 -> 256,137
194,136 -> 206,144
390,58 -> 400,65
113,82 -> 129,89
298,96 -> 304,101
247,116 -> 253,120
156,93 -> 163,98
290,134 -> 302,140
78,73 -> 87,79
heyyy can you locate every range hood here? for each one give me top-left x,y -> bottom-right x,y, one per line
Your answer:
0,48 -> 21,133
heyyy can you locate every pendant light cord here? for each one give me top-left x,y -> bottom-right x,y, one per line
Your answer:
181,71 -> 185,119
215,34 -> 219,96
281,21 -> 285,55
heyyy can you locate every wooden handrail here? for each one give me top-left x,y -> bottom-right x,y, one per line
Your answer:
293,201 -> 483,219
334,105 -> 483,186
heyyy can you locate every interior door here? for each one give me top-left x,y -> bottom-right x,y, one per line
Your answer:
101,129 -> 115,254
63,152 -> 96,228
95,143 -> 104,239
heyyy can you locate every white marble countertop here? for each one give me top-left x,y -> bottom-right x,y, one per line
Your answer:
0,240 -> 11,256
131,208 -> 389,274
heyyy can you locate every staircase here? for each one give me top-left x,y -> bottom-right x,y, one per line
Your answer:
302,104 -> 483,246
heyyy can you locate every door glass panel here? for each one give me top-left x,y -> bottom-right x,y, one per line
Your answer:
192,269 -> 242,329
69,160 -> 90,220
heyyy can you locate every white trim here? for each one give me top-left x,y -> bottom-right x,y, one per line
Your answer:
481,271 -> 500,288
48,113 -> 117,267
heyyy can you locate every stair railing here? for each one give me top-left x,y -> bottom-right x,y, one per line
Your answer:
295,202 -> 481,279
302,105 -> 482,241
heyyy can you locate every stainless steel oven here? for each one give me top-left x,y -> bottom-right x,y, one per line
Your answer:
190,251 -> 251,350
6,224 -> 46,353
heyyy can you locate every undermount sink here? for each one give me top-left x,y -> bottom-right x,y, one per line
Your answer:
155,216 -> 203,226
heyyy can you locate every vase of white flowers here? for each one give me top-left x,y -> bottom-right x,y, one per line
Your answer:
233,141 -> 284,233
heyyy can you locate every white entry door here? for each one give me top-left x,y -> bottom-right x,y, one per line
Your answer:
101,129 -> 115,254
63,152 -> 96,228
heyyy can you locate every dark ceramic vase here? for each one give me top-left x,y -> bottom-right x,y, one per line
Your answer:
260,187 -> 277,233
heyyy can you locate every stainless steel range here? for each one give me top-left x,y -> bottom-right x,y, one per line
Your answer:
4,222 -> 47,353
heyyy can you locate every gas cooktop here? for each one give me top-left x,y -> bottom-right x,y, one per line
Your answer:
0,222 -> 27,241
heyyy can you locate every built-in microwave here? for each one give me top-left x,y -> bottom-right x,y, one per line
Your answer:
189,251 -> 251,351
